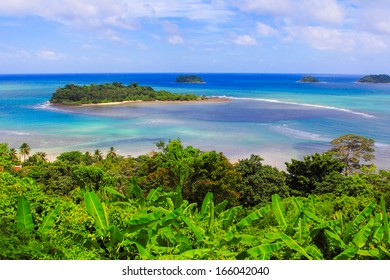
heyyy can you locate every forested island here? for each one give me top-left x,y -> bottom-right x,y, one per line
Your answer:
176,75 -> 204,83
1,134 -> 389,260
50,82 -> 206,105
358,74 -> 390,83
299,76 -> 319,83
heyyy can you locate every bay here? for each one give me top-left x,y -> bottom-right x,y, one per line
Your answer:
0,73 -> 389,169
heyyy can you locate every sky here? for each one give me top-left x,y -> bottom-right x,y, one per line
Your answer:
0,0 -> 390,74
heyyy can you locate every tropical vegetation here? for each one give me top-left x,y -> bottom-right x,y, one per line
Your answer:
358,74 -> 390,83
299,76 -> 319,83
176,75 -> 204,83
50,82 -> 206,105
0,134 -> 389,260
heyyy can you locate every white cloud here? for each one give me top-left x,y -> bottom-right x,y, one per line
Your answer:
286,26 -> 355,51
238,0 -> 293,15
257,22 -> 278,36
236,0 -> 344,25
0,0 -> 232,28
286,25 -> 388,52
36,49 -> 65,60
168,35 -> 184,45
234,35 -> 257,46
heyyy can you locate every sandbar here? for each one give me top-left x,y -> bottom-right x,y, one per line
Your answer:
52,97 -> 231,107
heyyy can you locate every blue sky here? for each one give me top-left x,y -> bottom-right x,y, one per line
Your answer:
0,0 -> 390,74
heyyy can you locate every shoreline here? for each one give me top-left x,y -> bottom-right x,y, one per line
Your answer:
51,97 -> 231,107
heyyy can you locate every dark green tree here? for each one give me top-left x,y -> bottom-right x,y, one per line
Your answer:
234,154 -> 289,207
19,143 -> 31,162
330,134 -> 375,175
286,152 -> 344,196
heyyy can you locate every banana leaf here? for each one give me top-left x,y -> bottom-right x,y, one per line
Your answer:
201,192 -> 213,215
219,206 -> 242,230
104,186 -> 126,200
236,205 -> 270,230
84,191 -> 109,236
246,242 -> 284,258
175,249 -> 211,260
381,197 -> 389,244
147,187 -> 162,202
295,212 -> 309,245
344,201 -> 376,243
272,194 -> 287,229
305,245 -> 324,260
38,205 -> 61,235
16,196 -> 34,233
107,225 -> 125,248
181,216 -> 204,241
333,246 -> 358,260
353,201 -> 377,225
357,249 -> 381,258
304,210 -> 324,224
352,218 -> 374,248
324,229 -> 347,249
131,177 -> 144,205
214,200 -> 228,214
277,232 -> 313,260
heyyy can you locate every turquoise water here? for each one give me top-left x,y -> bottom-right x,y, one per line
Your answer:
0,73 -> 389,169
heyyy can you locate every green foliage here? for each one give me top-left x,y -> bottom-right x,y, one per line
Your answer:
358,74 -> 390,83
1,139 -> 389,260
299,76 -> 319,83
286,152 -> 344,195
235,154 -> 288,207
50,82 -> 205,105
176,75 -> 204,83
138,139 -> 240,206
330,134 -> 375,175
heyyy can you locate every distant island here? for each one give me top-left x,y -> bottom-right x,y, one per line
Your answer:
358,74 -> 390,83
299,76 -> 319,83
50,82 -> 206,105
176,75 -> 204,83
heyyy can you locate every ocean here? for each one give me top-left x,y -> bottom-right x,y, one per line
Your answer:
0,73 -> 389,170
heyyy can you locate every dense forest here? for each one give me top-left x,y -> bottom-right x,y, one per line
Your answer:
299,76 -> 319,83
358,74 -> 390,83
50,82 -> 206,105
176,75 -> 204,83
0,134 -> 389,260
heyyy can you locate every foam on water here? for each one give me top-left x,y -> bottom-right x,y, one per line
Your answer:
271,124 -> 332,141
217,96 -> 375,118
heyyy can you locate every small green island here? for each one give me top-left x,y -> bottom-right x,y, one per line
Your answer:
176,75 -> 204,83
50,82 -> 206,105
358,74 -> 390,83
299,76 -> 319,83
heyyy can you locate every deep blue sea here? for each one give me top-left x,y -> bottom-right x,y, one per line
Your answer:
1,73 -> 389,169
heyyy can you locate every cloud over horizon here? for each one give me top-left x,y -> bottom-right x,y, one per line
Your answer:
0,0 -> 389,73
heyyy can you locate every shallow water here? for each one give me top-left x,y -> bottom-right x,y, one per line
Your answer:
1,73 -> 389,169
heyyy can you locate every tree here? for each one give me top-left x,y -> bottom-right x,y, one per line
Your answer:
93,149 -> 103,162
106,147 -> 117,160
19,143 -> 31,162
330,134 -> 375,176
285,152 -> 344,196
234,154 -> 289,207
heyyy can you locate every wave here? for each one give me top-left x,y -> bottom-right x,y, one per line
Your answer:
0,130 -> 30,136
33,101 -> 70,112
214,96 -> 375,118
375,142 -> 390,149
271,124 -> 332,141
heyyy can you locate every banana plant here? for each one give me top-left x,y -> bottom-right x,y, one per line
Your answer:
16,195 -> 61,236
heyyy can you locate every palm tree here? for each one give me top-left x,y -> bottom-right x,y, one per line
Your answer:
9,148 -> 20,163
19,143 -> 31,162
106,147 -> 117,159
93,149 -> 103,162
35,151 -> 48,163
